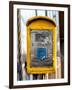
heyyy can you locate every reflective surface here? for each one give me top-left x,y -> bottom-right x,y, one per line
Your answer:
30,30 -> 53,67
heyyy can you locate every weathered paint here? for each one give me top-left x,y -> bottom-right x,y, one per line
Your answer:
26,16 -> 56,74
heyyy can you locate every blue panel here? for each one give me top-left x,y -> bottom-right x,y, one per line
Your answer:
36,48 -> 47,60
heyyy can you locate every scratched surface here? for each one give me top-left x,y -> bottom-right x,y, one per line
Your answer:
30,30 -> 53,67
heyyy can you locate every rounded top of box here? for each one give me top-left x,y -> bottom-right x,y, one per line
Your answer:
26,16 -> 56,27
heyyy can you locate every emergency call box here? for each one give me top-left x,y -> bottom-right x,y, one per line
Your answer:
26,16 -> 56,74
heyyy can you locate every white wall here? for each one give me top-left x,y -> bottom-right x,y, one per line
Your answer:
0,0 -> 72,90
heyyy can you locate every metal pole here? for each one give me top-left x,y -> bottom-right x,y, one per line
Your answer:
35,9 -> 37,16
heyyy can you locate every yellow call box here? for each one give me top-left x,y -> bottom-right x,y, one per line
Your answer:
26,16 -> 56,74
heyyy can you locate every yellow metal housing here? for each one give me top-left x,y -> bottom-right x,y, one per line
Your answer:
26,16 -> 56,74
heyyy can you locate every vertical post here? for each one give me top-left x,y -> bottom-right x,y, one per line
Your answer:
55,11 -> 62,79
45,10 -> 47,16
35,9 -> 37,16
17,9 -> 23,80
